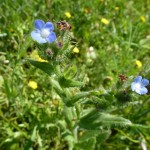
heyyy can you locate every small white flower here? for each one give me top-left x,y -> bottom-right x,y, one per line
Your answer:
89,46 -> 94,52
86,46 -> 96,59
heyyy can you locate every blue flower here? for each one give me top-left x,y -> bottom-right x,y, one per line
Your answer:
31,19 -> 56,44
131,76 -> 149,95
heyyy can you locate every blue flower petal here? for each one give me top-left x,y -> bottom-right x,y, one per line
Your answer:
138,87 -> 148,95
135,88 -> 141,94
46,32 -> 56,43
141,79 -> 149,87
31,30 -> 47,43
34,20 -> 45,30
131,82 -> 136,91
134,76 -> 142,83
44,22 -> 54,31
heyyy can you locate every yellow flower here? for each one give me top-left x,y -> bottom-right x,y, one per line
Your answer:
115,7 -> 119,11
140,16 -> 146,23
73,47 -> 79,53
28,80 -> 38,89
84,8 -> 88,13
135,60 -> 142,68
30,50 -> 48,62
37,57 -> 48,62
101,18 -> 109,25
30,50 -> 39,59
65,12 -> 71,18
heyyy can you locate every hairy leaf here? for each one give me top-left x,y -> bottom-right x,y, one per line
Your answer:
28,60 -> 54,75
79,109 -> 132,129
58,76 -> 84,87
76,137 -> 96,150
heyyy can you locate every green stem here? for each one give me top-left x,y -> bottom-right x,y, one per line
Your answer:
115,128 -> 139,143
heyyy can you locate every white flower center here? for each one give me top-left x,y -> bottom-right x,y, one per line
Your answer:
40,29 -> 50,38
135,83 -> 141,90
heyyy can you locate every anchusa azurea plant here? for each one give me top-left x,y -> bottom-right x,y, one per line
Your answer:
28,19 -> 150,149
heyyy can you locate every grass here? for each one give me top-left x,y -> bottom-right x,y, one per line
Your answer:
0,0 -> 150,149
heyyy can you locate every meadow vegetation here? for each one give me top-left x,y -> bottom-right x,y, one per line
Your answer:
0,0 -> 150,149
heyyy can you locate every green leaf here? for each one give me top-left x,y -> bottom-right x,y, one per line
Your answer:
139,36 -> 150,49
58,76 -> 84,87
78,129 -> 111,147
65,92 -> 91,107
76,137 -> 96,150
79,109 -> 132,130
3,77 -> 11,100
96,130 -> 111,144
79,130 -> 100,142
31,126 -> 37,141
18,36 -> 32,58
50,78 -> 71,106
50,78 -> 66,98
63,106 -> 77,127
62,130 -> 75,149
28,60 -> 54,75
59,30 -> 70,55
64,65 -> 77,79
72,92 -> 91,103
